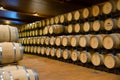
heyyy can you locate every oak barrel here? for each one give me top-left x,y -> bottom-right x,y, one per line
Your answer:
70,35 -> 81,47
0,25 -> 18,42
117,0 -> 120,11
74,23 -> 81,33
55,36 -> 62,46
91,5 -> 101,17
50,37 -> 55,46
82,22 -> 92,32
0,42 -> 23,64
62,49 -> 71,60
102,1 -> 116,14
91,52 -> 104,66
82,8 -> 91,19
104,53 -> 120,69
79,34 -> 92,47
103,33 -> 120,49
71,50 -> 80,61
56,48 -> 62,58
0,65 -> 26,74
73,10 -> 81,21
46,47 -> 50,56
67,12 -> 73,22
50,48 -> 56,57
92,20 -> 104,32
79,51 -> 91,63
90,34 -> 105,49
0,69 -> 39,80
62,36 -> 71,46
37,47 -> 41,54
104,18 -> 117,31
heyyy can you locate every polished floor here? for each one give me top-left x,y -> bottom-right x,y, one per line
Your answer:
19,54 -> 120,80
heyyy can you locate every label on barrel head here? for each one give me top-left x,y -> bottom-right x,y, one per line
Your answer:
104,18 -> 114,31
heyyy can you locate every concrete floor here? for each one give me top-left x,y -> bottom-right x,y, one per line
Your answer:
19,54 -> 120,80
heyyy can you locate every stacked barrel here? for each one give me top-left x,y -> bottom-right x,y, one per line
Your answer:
19,0 -> 120,72
0,25 -> 39,80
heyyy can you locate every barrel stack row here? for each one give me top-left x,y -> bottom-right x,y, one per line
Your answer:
0,25 -> 39,80
18,0 -> 120,73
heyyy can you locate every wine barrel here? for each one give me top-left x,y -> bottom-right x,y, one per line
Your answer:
46,47 -> 50,56
90,34 -> 105,49
66,24 -> 73,33
103,33 -> 120,49
70,35 -> 81,47
41,20 -> 45,27
36,37 -> 41,45
104,18 -> 117,31
39,29 -> 43,36
30,46 -> 34,53
24,46 -> 27,52
37,47 -> 41,54
49,25 -> 64,34
9,27 -> 19,42
41,47 -> 45,55
45,37 -> 50,45
60,14 -> 66,23
92,20 -> 104,32
71,50 -> 80,61
49,37 -> 55,46
56,48 -> 62,58
40,37 -> 46,45
67,12 -> 73,22
0,65 -> 26,74
33,38 -> 37,45
55,36 -> 62,46
79,34 -> 92,47
79,51 -> 91,63
73,10 -> 81,21
33,46 -> 37,54
91,52 -> 104,66
117,0 -> 120,11
102,1 -> 116,14
0,42 -> 23,64
26,38 -> 30,45
54,16 -> 59,24
62,49 -> 71,60
82,22 -> 92,32
46,19 -> 50,26
117,17 -> 120,29
74,23 -> 81,33
27,46 -> 30,53
82,7 -> 91,19
50,48 -> 56,57
50,18 -> 54,25
0,25 -> 18,42
43,26 -> 49,35
0,69 -> 39,80
91,5 -> 102,17
62,36 -> 71,46
104,53 -> 120,69
29,38 -> 33,45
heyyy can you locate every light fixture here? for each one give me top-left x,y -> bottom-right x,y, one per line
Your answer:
5,20 -> 11,24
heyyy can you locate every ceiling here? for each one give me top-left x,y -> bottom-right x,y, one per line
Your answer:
0,0 -> 107,25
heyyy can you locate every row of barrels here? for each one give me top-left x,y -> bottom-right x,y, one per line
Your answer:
0,25 -> 19,42
24,46 -> 120,69
19,33 -> 120,49
19,0 -> 120,32
0,65 -> 39,80
19,17 -> 120,38
43,17 -> 120,35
